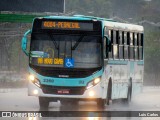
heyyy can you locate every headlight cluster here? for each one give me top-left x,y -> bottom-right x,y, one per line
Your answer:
29,75 -> 35,81
86,77 -> 101,89
29,74 -> 41,87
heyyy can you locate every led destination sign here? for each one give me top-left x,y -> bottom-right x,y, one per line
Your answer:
42,21 -> 93,30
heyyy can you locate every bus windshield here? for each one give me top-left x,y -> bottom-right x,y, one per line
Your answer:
30,33 -> 102,69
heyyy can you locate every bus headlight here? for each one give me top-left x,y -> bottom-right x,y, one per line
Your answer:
87,82 -> 94,89
29,74 -> 35,81
29,75 -> 41,87
93,78 -> 100,84
34,79 -> 41,87
86,77 -> 101,89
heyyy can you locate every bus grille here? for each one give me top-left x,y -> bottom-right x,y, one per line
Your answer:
41,85 -> 86,95
29,65 -> 101,78
38,70 -> 91,78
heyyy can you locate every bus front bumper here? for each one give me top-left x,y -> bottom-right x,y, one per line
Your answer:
28,81 -> 103,100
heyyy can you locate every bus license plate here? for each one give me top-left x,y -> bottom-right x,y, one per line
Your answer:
57,89 -> 70,94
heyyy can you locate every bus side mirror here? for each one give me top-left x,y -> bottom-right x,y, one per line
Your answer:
21,30 -> 31,56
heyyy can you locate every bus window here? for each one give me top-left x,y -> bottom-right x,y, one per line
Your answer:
119,31 -> 123,59
113,30 -> 118,59
104,27 -> 109,36
141,33 -> 144,47
130,33 -> 133,46
138,33 -> 143,60
134,33 -> 138,60
137,33 -> 141,46
124,45 -> 128,59
124,32 -> 127,45
129,33 -> 134,60
108,30 -> 113,59
124,32 -> 128,59
127,32 -> 130,45
113,31 -> 117,44
116,31 -> 119,44
113,44 -> 118,59
111,30 -> 113,44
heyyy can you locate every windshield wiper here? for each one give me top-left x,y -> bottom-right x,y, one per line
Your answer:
48,33 -> 59,50
72,36 -> 84,50
48,33 -> 60,58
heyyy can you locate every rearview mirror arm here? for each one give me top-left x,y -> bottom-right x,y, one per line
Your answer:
21,30 -> 31,56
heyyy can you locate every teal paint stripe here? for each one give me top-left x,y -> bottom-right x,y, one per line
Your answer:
130,61 -> 134,73
29,67 -> 103,87
108,60 -> 144,66
108,60 -> 128,65
137,61 -> 144,65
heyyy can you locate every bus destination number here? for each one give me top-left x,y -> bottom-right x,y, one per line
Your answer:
42,21 -> 80,29
43,79 -> 54,83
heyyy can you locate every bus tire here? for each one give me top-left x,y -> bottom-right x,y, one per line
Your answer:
39,97 -> 49,109
123,80 -> 132,104
107,79 -> 112,105
127,86 -> 132,102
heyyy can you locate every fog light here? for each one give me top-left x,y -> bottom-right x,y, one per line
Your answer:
89,91 -> 95,97
33,89 -> 38,95
29,75 -> 35,81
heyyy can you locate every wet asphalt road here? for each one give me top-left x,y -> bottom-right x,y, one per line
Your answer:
0,87 -> 160,120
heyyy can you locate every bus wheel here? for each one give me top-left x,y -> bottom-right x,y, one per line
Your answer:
96,99 -> 106,109
107,79 -> 112,105
123,84 -> 132,104
127,85 -> 132,103
39,97 -> 49,109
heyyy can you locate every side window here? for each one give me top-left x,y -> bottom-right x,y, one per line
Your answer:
113,30 -> 118,59
134,33 -> 138,60
129,33 -> 134,60
119,31 -> 123,59
108,30 -> 113,59
127,32 -> 130,45
138,33 -> 143,60
124,32 -> 128,59
113,31 -> 117,44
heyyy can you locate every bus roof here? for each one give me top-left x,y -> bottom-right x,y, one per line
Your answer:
36,15 -> 144,32
103,21 -> 144,33
38,15 -> 115,21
